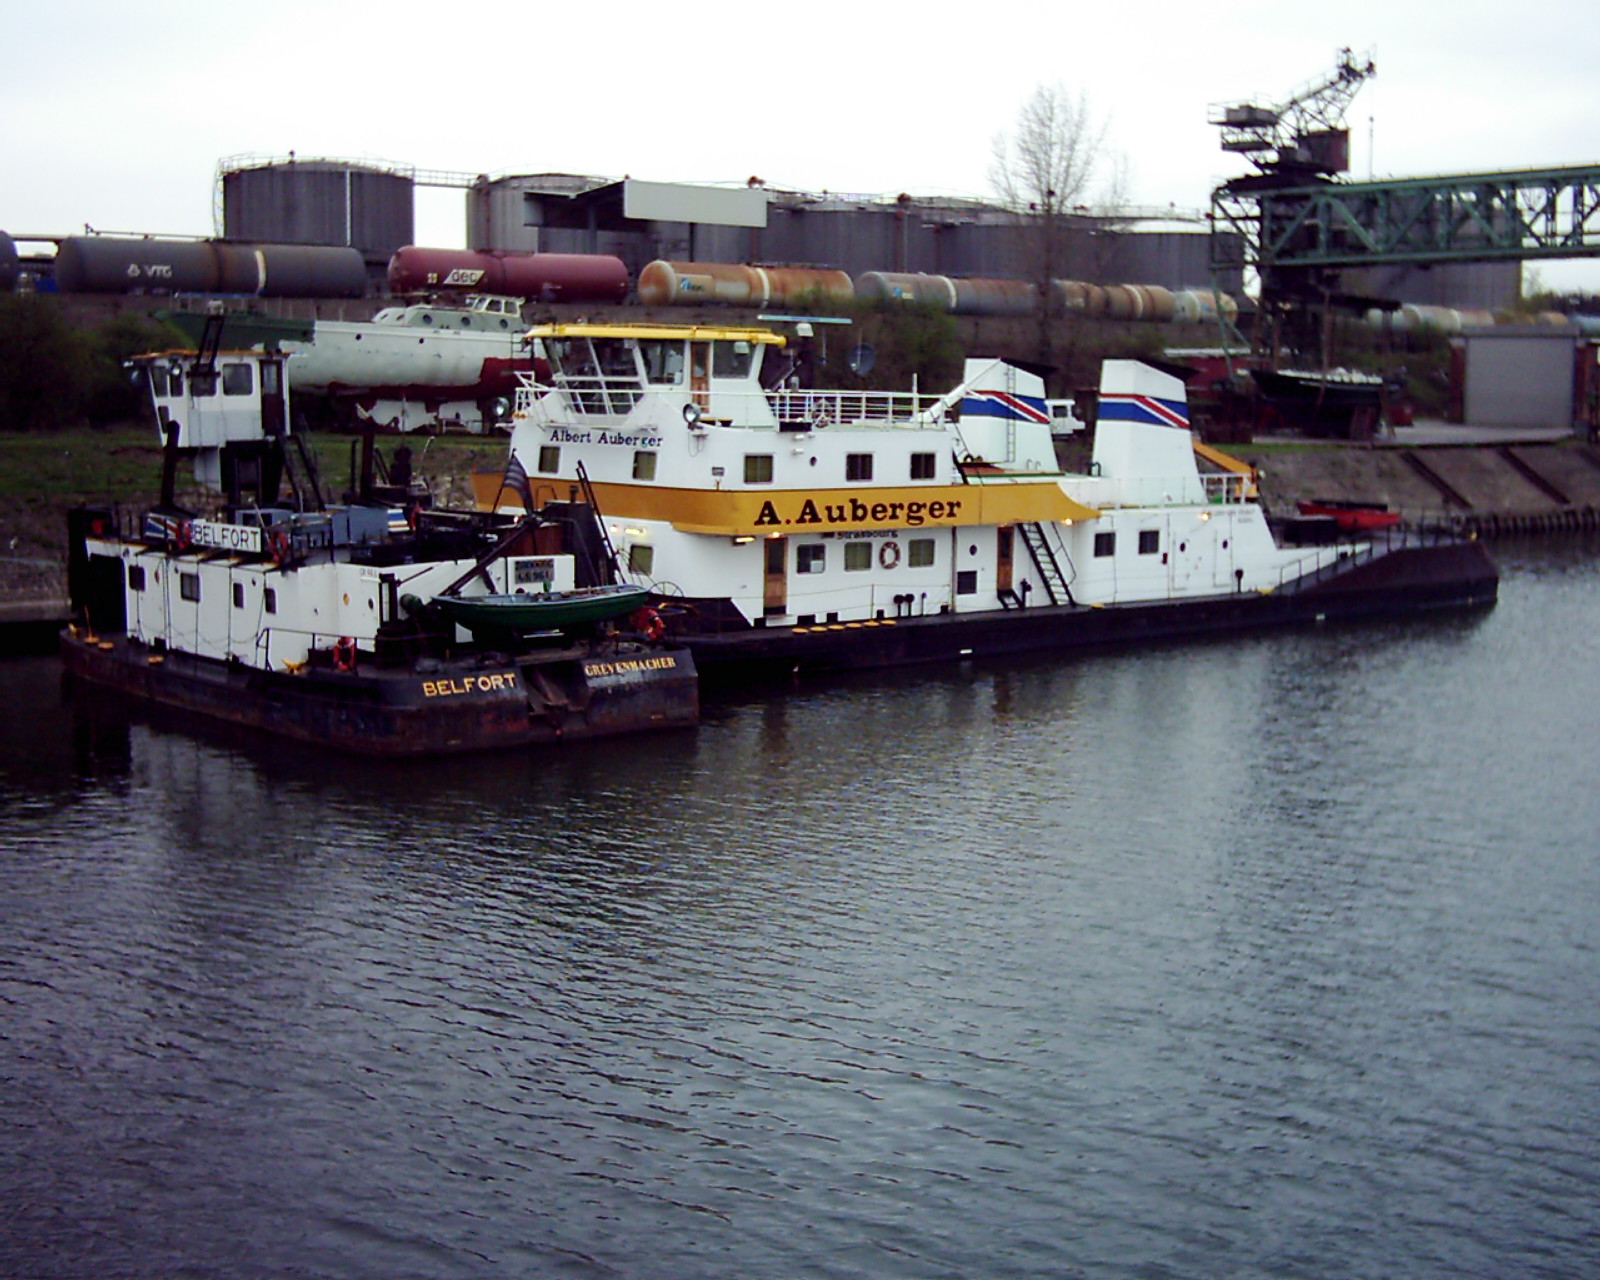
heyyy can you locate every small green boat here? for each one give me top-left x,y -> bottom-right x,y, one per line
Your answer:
410,584 -> 650,637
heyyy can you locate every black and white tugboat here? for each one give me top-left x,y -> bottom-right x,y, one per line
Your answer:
61,319 -> 697,755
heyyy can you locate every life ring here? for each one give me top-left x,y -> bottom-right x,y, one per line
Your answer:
332,635 -> 357,673
631,606 -> 665,642
879,540 -> 901,569
267,528 -> 290,563
173,520 -> 192,552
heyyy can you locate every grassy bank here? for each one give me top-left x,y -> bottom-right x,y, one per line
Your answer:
0,427 -> 508,600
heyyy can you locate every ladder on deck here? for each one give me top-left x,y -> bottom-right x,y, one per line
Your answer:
1018,522 -> 1074,606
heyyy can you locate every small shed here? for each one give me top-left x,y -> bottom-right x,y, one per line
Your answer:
1454,326 -> 1580,428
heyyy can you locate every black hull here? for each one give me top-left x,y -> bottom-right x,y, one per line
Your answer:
674,541 -> 1499,683
60,632 -> 698,757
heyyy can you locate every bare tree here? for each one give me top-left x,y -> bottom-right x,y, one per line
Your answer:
990,82 -> 1120,366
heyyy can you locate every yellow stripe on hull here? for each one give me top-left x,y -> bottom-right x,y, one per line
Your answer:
473,473 -> 1100,533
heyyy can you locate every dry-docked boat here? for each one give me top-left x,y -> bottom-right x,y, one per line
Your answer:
61,329 -> 697,755
472,322 -> 1497,679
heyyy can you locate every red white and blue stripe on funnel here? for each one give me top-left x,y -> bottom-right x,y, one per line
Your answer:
961,388 -> 1051,424
1097,391 -> 1190,430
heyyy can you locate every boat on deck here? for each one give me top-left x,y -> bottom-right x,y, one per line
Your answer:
418,583 -> 650,641
1297,498 -> 1403,532
61,325 -> 697,755
461,321 -> 1496,682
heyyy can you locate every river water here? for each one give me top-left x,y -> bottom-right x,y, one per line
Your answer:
3,540 -> 1598,1279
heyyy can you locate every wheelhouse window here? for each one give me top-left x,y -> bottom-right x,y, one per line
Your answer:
712,340 -> 754,380
264,587 -> 277,614
222,363 -> 253,396
744,454 -> 774,484
1094,531 -> 1116,558
637,339 -> 684,384
908,538 -> 935,567
844,541 -> 872,571
846,453 -> 874,482
632,450 -> 658,481
538,445 -> 561,473
797,544 -> 826,574
233,582 -> 244,608
1138,529 -> 1160,555
189,369 -> 218,397
127,564 -> 146,591
628,544 -> 654,575
179,572 -> 201,602
910,452 -> 936,480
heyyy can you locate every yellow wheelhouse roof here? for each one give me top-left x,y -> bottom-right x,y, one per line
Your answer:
524,322 -> 786,346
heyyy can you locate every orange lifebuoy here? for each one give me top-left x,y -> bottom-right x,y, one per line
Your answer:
631,606 -> 665,642
332,635 -> 357,672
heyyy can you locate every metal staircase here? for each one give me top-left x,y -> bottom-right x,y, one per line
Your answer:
1018,522 -> 1075,605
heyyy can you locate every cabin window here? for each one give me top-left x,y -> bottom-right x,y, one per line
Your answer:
956,569 -> 978,595
167,369 -> 183,397
637,339 -> 684,384
846,453 -> 874,482
844,541 -> 872,571
179,572 -> 201,602
538,445 -> 561,473
910,452 -> 936,480
222,363 -> 253,396
147,367 -> 169,397
713,340 -> 753,380
744,454 -> 774,484
1138,529 -> 1160,555
632,450 -> 658,481
261,362 -> 280,394
264,587 -> 277,614
233,582 -> 244,609
127,564 -> 146,591
797,544 -> 826,574
908,538 -> 936,567
628,544 -> 655,575
1094,531 -> 1116,558
189,370 -> 218,397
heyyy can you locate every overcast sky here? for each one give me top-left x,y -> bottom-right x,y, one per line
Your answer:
6,0 -> 1599,290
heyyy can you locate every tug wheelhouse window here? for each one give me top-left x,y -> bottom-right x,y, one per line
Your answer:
637,339 -> 684,384
910,452 -> 936,480
713,340 -> 753,380
179,572 -> 201,602
744,454 -> 774,484
797,545 -> 826,574
1094,531 -> 1116,557
1138,529 -> 1160,554
222,363 -> 253,396
846,453 -> 874,482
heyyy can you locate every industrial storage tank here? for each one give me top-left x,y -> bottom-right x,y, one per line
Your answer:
221,158 -> 414,261
0,231 -> 17,291
52,236 -> 368,297
387,246 -> 629,302
637,261 -> 853,309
